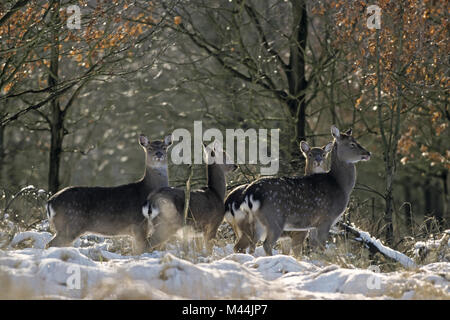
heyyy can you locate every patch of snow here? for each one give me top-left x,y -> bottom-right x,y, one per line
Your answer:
413,232 -> 449,260
0,231 -> 448,299
20,185 -> 35,193
9,231 -> 53,249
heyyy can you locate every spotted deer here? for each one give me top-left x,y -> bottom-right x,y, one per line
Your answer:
46,134 -> 173,254
225,141 -> 333,255
239,125 -> 371,256
142,141 -> 236,251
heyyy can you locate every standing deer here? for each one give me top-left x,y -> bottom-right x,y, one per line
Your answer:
46,134 -> 173,254
225,141 -> 333,255
142,141 -> 236,251
239,125 -> 371,256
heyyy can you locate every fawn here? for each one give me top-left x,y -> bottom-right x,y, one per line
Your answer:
46,134 -> 172,254
225,141 -> 333,255
142,141 -> 236,252
239,125 -> 370,255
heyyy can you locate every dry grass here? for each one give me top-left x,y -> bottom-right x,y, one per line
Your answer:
0,271 -> 36,299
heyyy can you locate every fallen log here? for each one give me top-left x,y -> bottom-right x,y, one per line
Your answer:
338,222 -> 416,269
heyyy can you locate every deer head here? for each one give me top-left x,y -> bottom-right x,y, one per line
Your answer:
300,141 -> 333,173
139,134 -> 173,168
330,125 -> 371,163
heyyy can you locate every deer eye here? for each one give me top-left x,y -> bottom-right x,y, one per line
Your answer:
350,143 -> 356,148
308,153 -> 312,157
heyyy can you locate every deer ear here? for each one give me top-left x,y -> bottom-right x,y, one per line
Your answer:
139,134 -> 149,147
212,139 -> 223,152
323,142 -> 333,153
202,144 -> 208,162
299,141 -> 310,154
202,143 -> 215,164
345,128 -> 353,136
164,134 -> 173,146
331,125 -> 340,139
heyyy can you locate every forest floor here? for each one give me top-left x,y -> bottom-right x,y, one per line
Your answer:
0,224 -> 449,299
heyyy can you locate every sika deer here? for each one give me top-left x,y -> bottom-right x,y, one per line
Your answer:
225,141 -> 333,254
46,134 -> 173,254
240,125 -> 370,255
142,141 -> 236,251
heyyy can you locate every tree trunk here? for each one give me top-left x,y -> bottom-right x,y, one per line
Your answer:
403,183 -> 413,235
384,178 -> 394,245
431,180 -> 443,229
286,0 -> 308,170
441,171 -> 448,229
48,105 -> 64,194
47,0 -> 63,194
424,178 -> 432,231
0,123 -> 4,185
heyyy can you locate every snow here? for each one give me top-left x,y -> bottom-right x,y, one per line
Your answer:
0,231 -> 448,299
414,230 -> 450,260
9,231 -> 53,249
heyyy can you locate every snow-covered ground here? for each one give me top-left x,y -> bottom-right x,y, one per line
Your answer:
0,231 -> 449,299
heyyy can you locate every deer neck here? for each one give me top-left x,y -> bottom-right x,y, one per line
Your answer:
141,154 -> 169,191
207,163 -> 226,201
305,162 -> 325,175
330,143 -> 356,195
304,162 -> 314,176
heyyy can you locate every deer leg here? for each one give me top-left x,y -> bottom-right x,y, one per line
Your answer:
47,216 -> 82,248
253,206 -> 284,256
47,229 -> 80,248
261,216 -> 283,256
290,231 -> 308,256
203,228 -> 216,254
279,233 -> 292,255
233,213 -> 258,254
263,226 -> 282,256
310,223 -> 331,250
147,221 -> 179,250
131,224 -> 149,255
250,211 -> 283,256
308,228 -> 320,249
204,218 -> 223,253
234,232 -> 254,253
48,233 -> 72,247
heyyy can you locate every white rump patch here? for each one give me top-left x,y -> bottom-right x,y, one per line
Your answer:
156,198 -> 177,221
225,202 -> 247,224
249,194 -> 261,212
47,203 -> 56,221
224,207 -> 244,239
150,204 -> 160,220
224,210 -> 233,225
142,201 -> 161,220
240,196 -> 250,213
142,202 -> 150,219
254,218 -> 267,242
240,194 -> 260,213
232,203 -> 246,223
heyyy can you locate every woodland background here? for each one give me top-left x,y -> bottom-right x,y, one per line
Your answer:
0,0 -> 448,252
